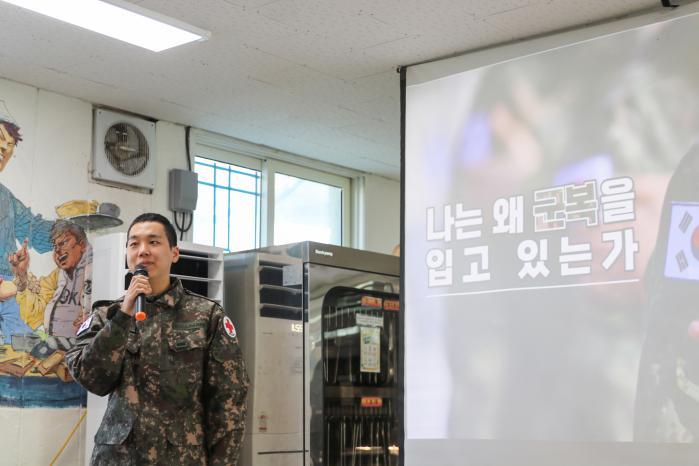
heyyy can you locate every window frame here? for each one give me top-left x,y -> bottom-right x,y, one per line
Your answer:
265,158 -> 351,247
192,154 -> 262,252
190,129 -> 353,249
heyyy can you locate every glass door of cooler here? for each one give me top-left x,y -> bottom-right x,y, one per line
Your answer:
306,264 -> 400,466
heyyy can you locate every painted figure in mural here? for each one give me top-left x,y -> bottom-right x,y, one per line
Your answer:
66,213 -> 249,465
0,118 -> 54,345
9,220 -> 92,338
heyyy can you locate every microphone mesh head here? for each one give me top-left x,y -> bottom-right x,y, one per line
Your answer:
134,264 -> 149,277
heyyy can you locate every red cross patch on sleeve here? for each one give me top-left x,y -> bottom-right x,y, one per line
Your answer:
222,316 -> 237,339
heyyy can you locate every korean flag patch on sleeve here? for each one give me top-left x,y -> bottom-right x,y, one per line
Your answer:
222,316 -> 237,339
77,315 -> 93,336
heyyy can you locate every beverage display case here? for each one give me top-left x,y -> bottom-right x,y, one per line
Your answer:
318,288 -> 401,466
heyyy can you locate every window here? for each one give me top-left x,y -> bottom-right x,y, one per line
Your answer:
192,156 -> 261,252
191,131 -> 352,250
274,173 -> 343,245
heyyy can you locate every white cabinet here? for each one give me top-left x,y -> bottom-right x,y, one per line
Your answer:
172,241 -> 224,305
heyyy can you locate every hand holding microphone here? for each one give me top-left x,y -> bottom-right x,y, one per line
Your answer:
123,264 -> 151,319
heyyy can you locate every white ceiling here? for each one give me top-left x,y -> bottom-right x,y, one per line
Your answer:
0,0 -> 673,179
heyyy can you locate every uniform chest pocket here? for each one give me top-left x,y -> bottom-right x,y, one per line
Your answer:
164,326 -> 207,404
168,327 -> 207,353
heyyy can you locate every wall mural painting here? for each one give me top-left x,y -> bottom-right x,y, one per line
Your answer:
0,106 -> 118,408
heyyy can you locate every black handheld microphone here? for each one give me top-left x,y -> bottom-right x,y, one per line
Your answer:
134,264 -> 148,321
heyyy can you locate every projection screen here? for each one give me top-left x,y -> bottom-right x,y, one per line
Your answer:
404,5 -> 699,466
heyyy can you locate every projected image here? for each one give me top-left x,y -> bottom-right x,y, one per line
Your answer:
634,144 -> 699,442
405,11 -> 699,448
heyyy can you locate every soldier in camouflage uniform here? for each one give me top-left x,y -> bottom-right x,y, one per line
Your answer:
66,213 -> 249,465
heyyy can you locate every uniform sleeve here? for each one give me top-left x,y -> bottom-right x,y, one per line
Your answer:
16,269 -> 58,330
11,194 -> 54,254
65,302 -> 133,396
204,306 -> 249,466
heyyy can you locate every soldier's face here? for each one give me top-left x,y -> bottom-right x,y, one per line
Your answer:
0,124 -> 16,172
53,232 -> 86,271
126,221 -> 179,285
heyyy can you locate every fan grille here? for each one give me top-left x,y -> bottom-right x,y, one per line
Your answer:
104,123 -> 149,176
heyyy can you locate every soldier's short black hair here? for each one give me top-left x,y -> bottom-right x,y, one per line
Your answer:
51,219 -> 87,244
128,212 -> 178,247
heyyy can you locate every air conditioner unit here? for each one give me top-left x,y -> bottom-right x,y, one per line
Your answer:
92,108 -> 156,191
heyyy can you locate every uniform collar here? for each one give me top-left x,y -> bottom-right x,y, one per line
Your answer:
146,277 -> 184,309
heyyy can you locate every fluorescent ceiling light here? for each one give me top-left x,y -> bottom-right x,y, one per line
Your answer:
1,0 -> 210,52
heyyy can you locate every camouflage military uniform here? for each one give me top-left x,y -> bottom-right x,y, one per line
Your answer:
66,278 -> 249,465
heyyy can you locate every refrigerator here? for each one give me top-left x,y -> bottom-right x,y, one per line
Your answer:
224,241 -> 401,466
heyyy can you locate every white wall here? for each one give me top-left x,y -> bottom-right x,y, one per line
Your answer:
361,174 -> 400,255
